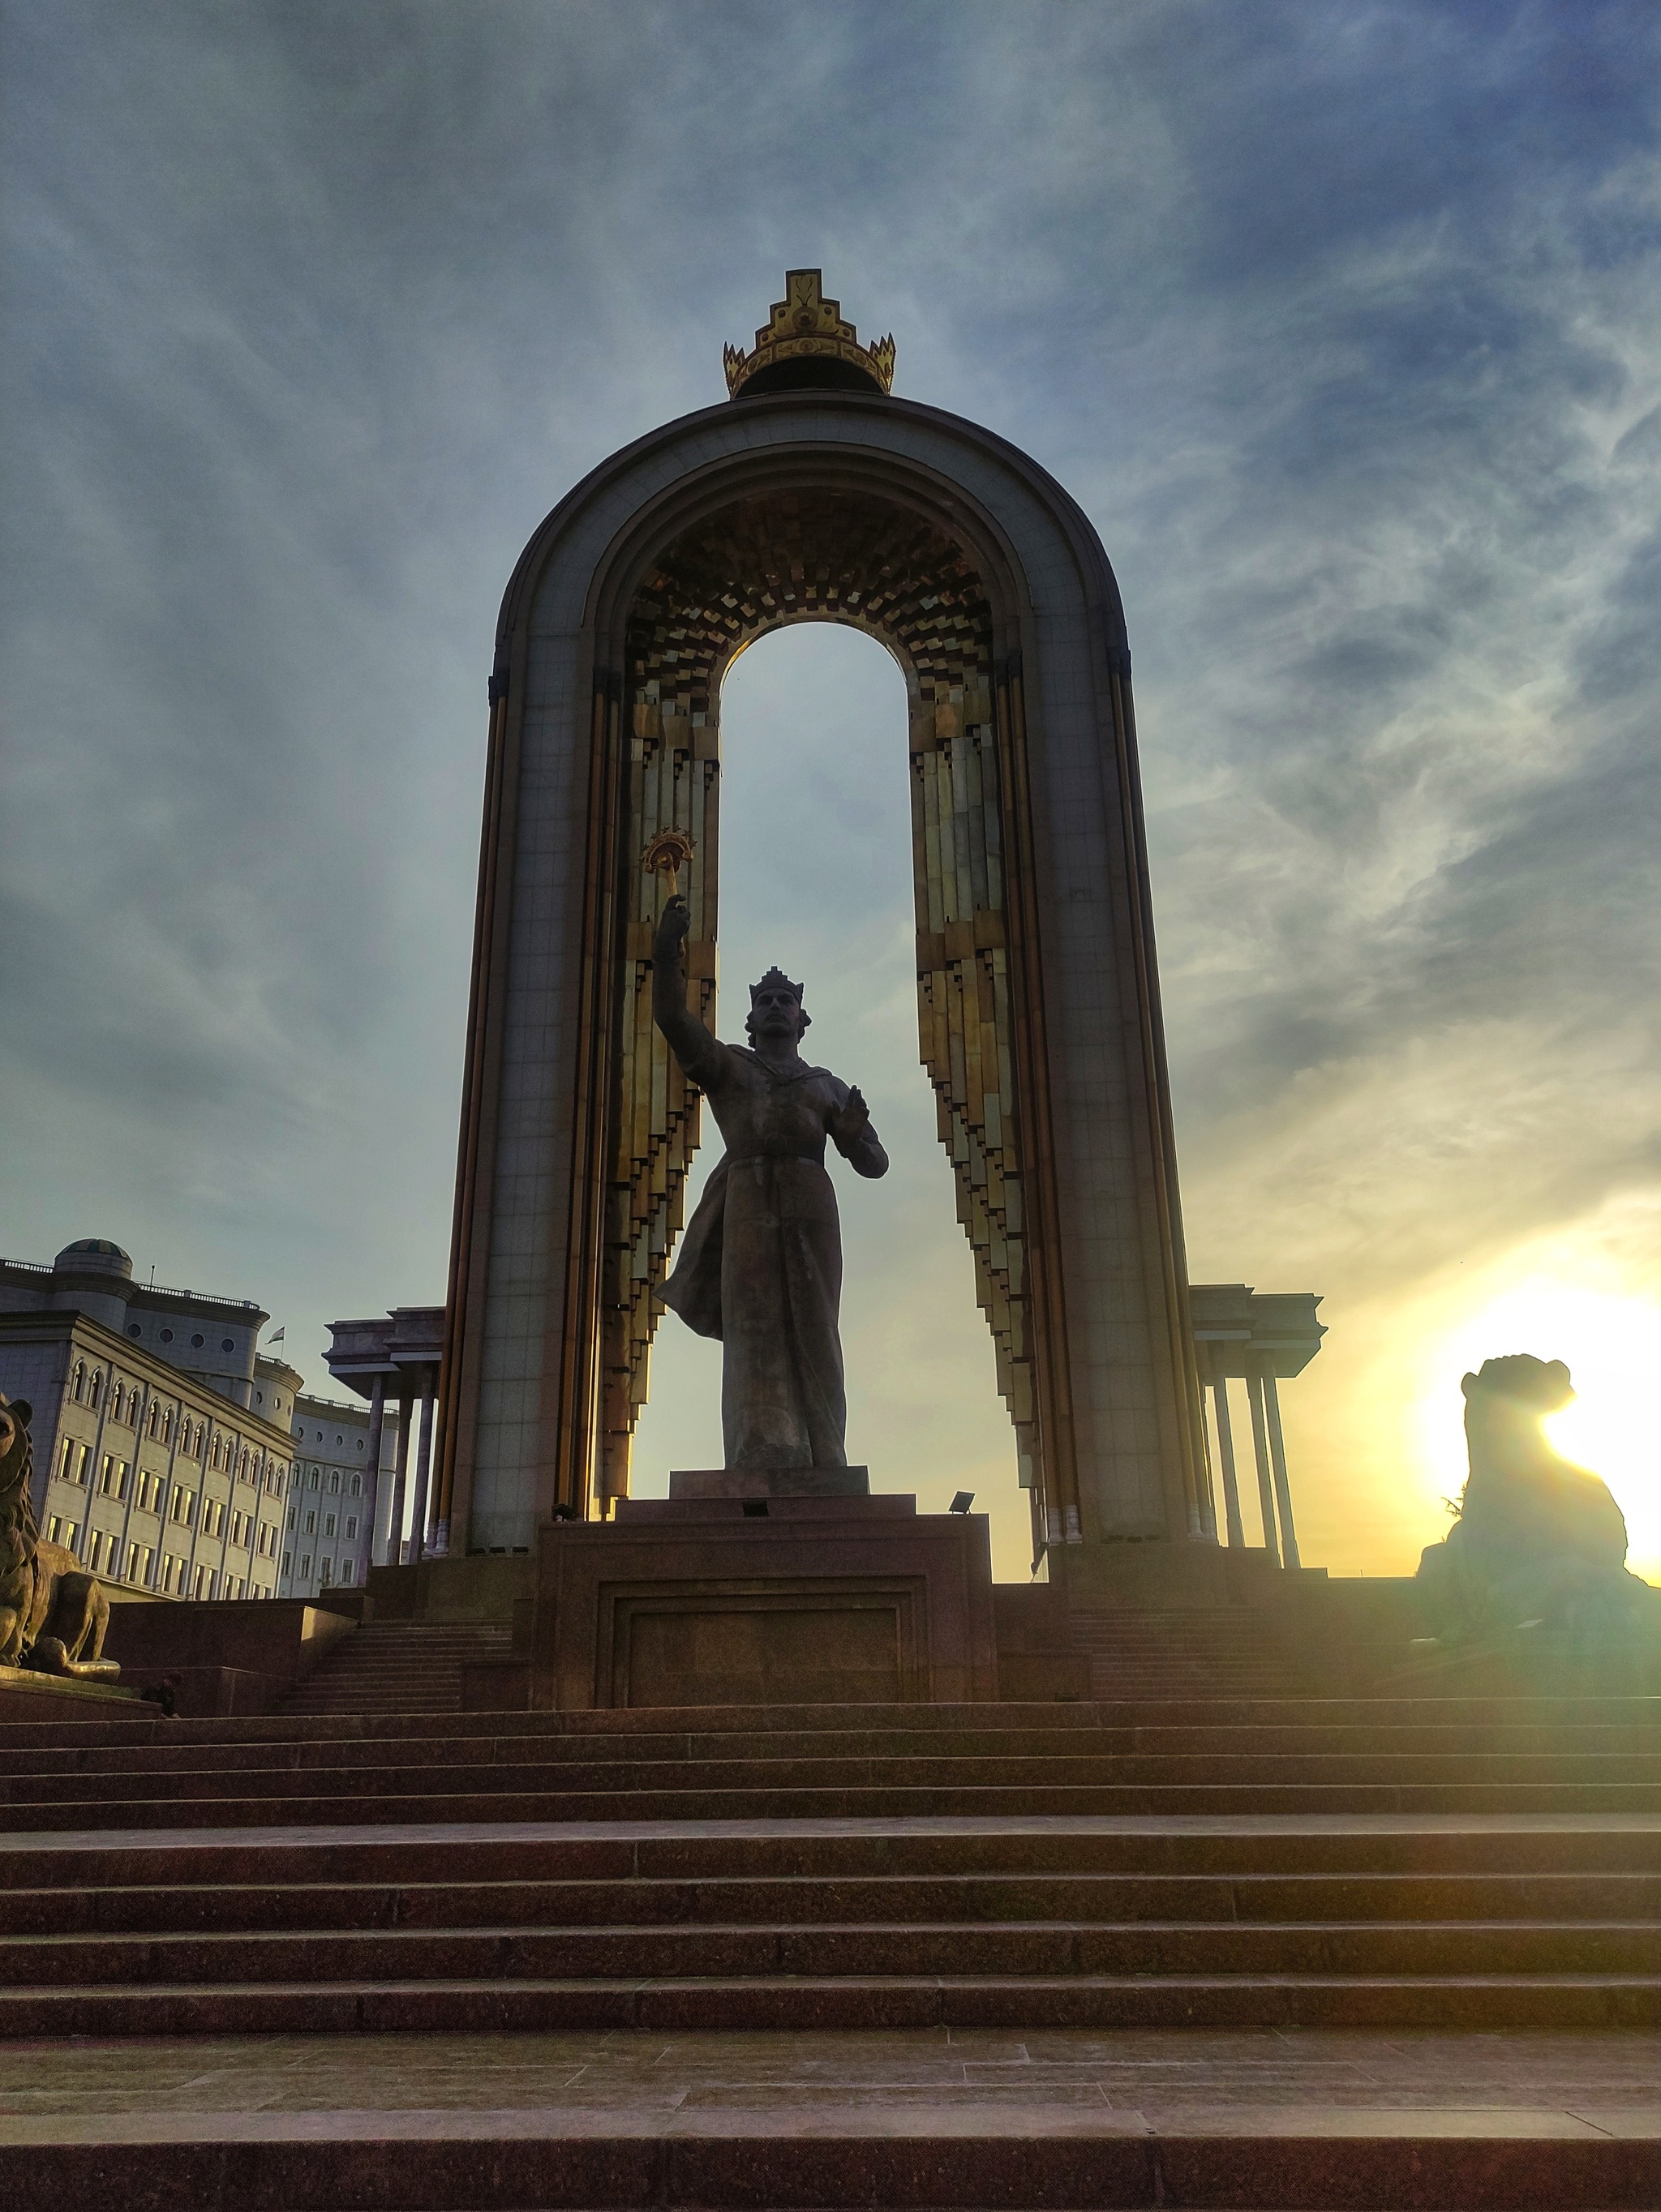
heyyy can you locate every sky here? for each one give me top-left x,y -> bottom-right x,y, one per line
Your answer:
3,0 -> 1659,1582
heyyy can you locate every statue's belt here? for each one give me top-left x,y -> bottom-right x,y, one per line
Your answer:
725,1150 -> 826,1168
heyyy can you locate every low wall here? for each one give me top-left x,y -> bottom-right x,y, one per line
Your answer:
101,1599 -> 358,1715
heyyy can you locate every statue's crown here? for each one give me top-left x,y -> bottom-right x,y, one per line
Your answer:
723,270 -> 895,401
750,967 -> 804,1005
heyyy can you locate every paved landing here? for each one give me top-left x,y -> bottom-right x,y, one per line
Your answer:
6,1807 -> 1660,1852
5,2023 -> 1658,2122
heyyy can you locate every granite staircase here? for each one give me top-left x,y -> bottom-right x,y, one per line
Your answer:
278,1621 -> 514,1716
2,1695 -> 1656,2204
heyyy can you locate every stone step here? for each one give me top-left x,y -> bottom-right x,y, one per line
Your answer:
8,1747 -> 1661,1798
3,1691 -> 1655,1738
6,1820 -> 1656,1884
3,1916 -> 1658,1988
1,1968 -> 1655,2038
6,1870 -> 1658,1935
8,1781 -> 1661,1829
7,1721 -> 1661,1772
5,2099 -> 1655,2210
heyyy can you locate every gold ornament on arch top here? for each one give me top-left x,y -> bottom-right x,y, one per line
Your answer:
599,484 -> 1045,1530
723,269 -> 896,400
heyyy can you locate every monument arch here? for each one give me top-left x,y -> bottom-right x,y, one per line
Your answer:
436,276 -> 1210,1562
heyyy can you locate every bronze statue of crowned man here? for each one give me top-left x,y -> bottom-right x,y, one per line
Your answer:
651,893 -> 888,1472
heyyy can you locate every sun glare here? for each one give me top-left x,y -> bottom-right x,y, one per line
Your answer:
1422,1280 -> 1661,1580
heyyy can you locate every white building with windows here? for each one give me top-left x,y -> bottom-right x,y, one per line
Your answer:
0,1238 -> 418,1605
0,1300 -> 296,1601
278,1391 -> 397,1599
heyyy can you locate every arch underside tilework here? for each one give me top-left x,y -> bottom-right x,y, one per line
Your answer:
611,491 -> 1038,1519
438,394 -> 1208,1558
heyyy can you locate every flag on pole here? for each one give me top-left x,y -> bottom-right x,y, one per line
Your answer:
266,1327 -> 285,1345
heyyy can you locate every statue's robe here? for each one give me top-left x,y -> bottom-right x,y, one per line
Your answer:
657,1035 -> 874,1469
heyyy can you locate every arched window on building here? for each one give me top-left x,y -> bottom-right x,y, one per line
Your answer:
350,1473 -> 361,1498
109,1382 -> 123,1423
148,1402 -> 161,1440
162,1408 -> 174,1445
88,1371 -> 103,1409
239,1448 -> 250,1480
72,1361 -> 85,1403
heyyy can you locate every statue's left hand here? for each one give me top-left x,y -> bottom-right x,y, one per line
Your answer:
832,1086 -> 871,1147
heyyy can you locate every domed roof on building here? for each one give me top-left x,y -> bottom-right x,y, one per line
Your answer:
54,1238 -> 133,1275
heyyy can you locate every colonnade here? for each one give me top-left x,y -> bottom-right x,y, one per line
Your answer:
1188,1284 -> 1325,1570
361,1364 -> 440,1567
322,1305 -> 446,1570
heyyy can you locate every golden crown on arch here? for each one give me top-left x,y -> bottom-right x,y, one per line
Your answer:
723,270 -> 896,400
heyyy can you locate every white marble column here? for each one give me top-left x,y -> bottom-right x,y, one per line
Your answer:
1245,1371 -> 1280,1567
408,1369 -> 437,1563
384,1382 -> 414,1566
1262,1370 -> 1301,1571
363,1374 -> 388,1569
1210,1368 -> 1246,1550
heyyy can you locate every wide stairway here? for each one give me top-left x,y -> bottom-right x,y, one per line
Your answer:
2,1695 -> 1657,2206
279,1621 -> 514,1715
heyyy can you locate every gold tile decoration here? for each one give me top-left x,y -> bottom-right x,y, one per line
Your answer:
600,489 -> 1045,1535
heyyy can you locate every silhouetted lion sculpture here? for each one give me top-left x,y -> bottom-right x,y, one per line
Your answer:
0,1394 -> 117,1680
1415,1355 -> 1655,1644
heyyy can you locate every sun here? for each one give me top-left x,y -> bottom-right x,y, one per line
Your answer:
1424,1280 -> 1661,1580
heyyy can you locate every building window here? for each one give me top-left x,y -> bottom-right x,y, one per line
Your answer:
57,1437 -> 75,1483
126,1322 -> 141,1338
159,1327 -> 174,1344
141,1545 -> 154,1586
308,1468 -> 319,1491
88,1371 -> 103,1409
88,1532 -> 105,1572
48,1515 -> 62,1542
62,1520 -> 79,1552
324,1514 -> 336,1537
350,1473 -> 361,1498
286,1506 -> 296,1530
126,1542 -> 139,1581
239,1449 -> 250,1480
341,1561 -> 355,1584
191,1565 -> 205,1598
162,1555 -> 177,1593
281,1550 -> 292,1577
304,1511 -> 315,1536
72,1361 -> 86,1402
221,1337 -> 234,1353
191,1334 -> 204,1348
318,1559 -> 333,1587
162,1408 -> 174,1444
148,1403 -> 160,1439
299,1554 -> 311,1578
345,1516 -> 357,1540
328,1471 -> 340,1495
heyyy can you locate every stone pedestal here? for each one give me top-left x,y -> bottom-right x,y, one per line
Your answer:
529,1490 -> 998,1710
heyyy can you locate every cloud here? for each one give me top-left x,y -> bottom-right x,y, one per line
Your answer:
2,0 -> 1657,1575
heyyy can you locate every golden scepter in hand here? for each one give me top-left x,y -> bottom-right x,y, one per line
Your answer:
642,828 -> 695,906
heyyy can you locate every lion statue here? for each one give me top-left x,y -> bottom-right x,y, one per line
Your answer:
1414,1354 -> 1655,1644
0,1394 -> 117,1678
